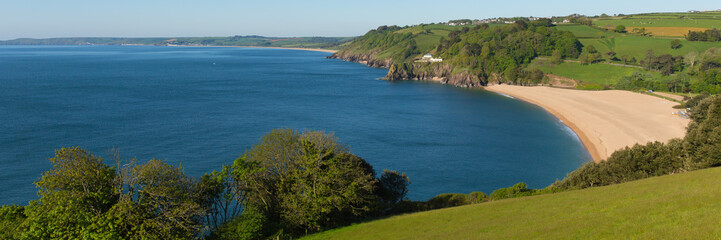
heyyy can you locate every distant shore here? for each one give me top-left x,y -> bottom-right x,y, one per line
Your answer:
485,85 -> 689,163
202,45 -> 338,53
248,46 -> 338,53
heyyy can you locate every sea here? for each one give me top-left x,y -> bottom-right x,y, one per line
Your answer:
0,45 -> 591,204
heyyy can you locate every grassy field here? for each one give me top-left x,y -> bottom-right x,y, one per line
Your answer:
554,24 -> 620,38
594,11 -> 721,29
528,60 -> 653,86
303,166 -> 721,239
579,35 -> 720,60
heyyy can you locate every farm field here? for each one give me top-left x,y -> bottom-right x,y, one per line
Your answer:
554,24 -> 620,38
593,11 -> 721,36
579,35 -> 720,60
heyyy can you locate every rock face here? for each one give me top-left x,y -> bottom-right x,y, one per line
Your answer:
328,52 -> 487,88
327,51 -> 392,68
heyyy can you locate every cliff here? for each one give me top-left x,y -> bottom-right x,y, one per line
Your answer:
328,52 -> 488,88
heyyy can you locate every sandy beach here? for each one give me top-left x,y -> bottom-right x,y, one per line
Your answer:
485,85 -> 690,162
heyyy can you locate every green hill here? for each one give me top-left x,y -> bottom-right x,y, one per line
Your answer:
303,166 -> 721,239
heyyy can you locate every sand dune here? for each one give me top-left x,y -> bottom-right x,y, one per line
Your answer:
485,85 -> 690,162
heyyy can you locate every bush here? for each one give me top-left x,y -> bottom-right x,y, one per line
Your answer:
208,207 -> 269,240
0,205 -> 25,240
490,183 -> 534,200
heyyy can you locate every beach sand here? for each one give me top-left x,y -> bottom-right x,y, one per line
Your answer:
485,85 -> 690,162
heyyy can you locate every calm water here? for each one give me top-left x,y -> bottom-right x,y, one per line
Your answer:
0,46 -> 590,204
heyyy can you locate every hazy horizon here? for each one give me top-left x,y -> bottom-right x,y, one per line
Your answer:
1,0 -> 718,40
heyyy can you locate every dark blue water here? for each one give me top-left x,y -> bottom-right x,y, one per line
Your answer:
0,45 -> 590,204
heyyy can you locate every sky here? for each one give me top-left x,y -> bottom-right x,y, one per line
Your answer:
1,0 -> 718,40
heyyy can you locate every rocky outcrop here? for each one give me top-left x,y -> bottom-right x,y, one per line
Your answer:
327,51 -> 392,68
386,63 -> 486,88
328,51 -> 486,88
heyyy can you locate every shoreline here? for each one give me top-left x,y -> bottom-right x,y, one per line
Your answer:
182,45 -> 338,53
484,85 -> 689,163
231,46 -> 338,53
485,86 -> 601,162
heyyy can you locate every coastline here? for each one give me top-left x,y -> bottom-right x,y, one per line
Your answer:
484,85 -> 689,163
215,45 -> 337,53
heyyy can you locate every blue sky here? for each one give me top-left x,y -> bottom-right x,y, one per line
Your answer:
0,0 -> 717,40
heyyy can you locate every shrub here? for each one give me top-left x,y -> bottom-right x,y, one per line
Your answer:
208,207 -> 269,240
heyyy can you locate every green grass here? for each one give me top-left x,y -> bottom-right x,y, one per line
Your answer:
528,59 -> 656,86
593,12 -> 721,28
594,18 -> 721,28
554,24 -> 619,38
303,166 -> 721,239
579,35 -> 721,60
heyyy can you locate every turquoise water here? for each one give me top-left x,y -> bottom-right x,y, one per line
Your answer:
0,46 -> 590,204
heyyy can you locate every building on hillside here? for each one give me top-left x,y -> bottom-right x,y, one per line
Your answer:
418,53 -> 443,63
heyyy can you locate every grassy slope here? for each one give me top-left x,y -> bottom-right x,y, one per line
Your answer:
528,60 -> 653,86
304,166 -> 721,239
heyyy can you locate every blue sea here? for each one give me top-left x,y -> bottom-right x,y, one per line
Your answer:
0,45 -> 590,204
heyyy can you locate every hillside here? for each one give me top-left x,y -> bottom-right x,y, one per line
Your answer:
0,36 -> 354,49
304,166 -> 721,239
328,11 -> 721,94
330,21 -> 582,87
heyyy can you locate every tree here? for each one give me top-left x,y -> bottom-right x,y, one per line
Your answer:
233,129 -> 379,233
22,147 -> 117,239
615,25 -> 626,33
21,147 -> 207,239
670,39 -> 682,49
644,50 -> 656,70
586,45 -> 597,54
550,49 -> 563,64
379,170 -> 411,205
606,51 -> 617,60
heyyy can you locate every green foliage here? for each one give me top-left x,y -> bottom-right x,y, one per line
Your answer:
22,147 -> 117,239
378,170 -> 410,206
425,191 -> 489,209
340,22 -> 582,85
550,49 -> 563,64
17,147 -> 207,239
489,182 -> 534,200
207,206 -> 269,240
586,44 -> 598,53
685,29 -> 721,42
232,129 -> 379,233
670,39 -> 682,49
614,25 -> 627,33
0,205 -> 25,240
198,165 -> 245,231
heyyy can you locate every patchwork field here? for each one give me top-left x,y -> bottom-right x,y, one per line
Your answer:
594,17 -> 721,29
579,35 -> 720,60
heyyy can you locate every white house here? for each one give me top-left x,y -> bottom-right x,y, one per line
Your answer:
419,53 -> 443,63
